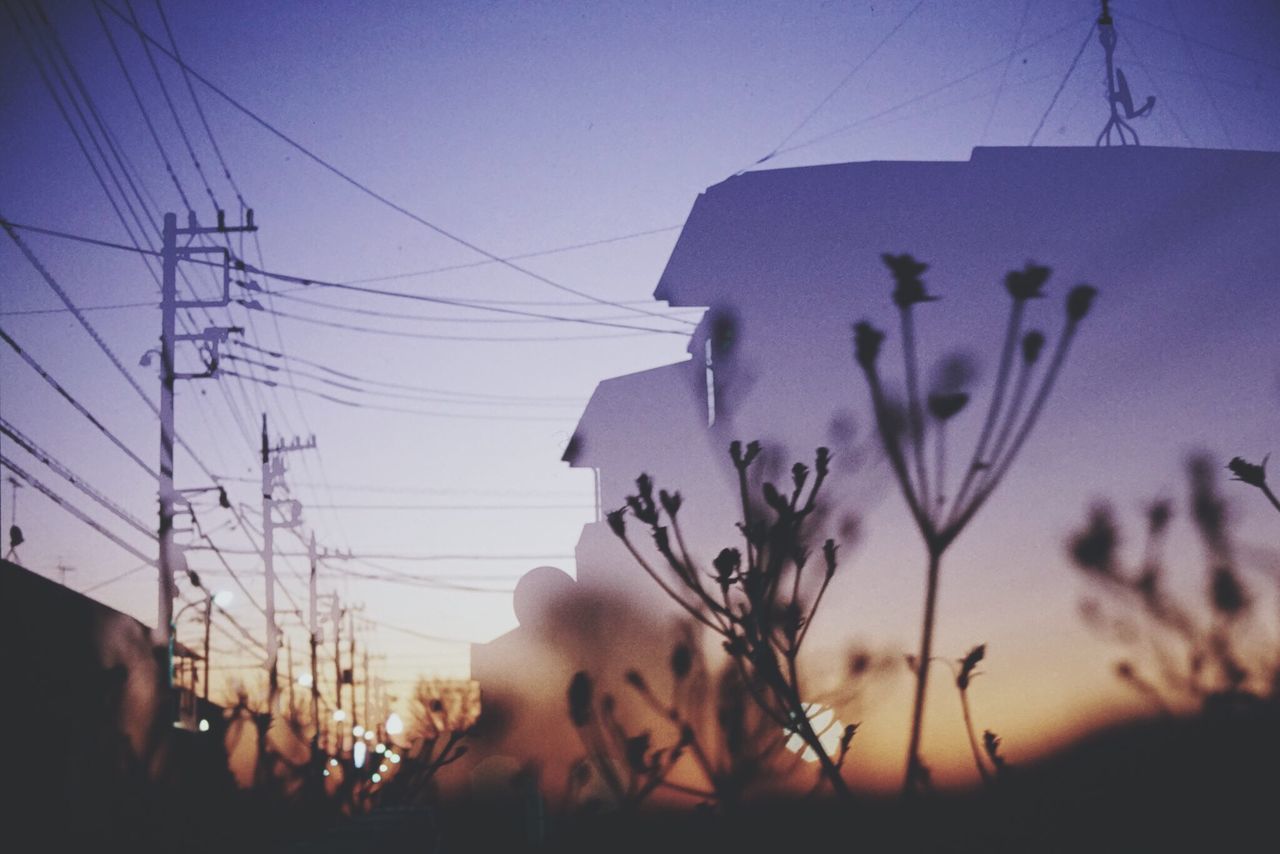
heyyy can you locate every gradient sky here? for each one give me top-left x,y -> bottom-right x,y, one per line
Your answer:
2,0 -> 1280,787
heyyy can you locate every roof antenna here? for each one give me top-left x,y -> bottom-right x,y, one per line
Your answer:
1096,0 -> 1155,146
4,476 -> 24,563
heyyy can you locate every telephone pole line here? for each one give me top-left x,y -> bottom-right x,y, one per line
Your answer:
309,533 -> 322,750
157,209 -> 253,658
260,412 -> 315,713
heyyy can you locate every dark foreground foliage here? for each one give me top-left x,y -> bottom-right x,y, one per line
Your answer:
29,703 -> 1270,854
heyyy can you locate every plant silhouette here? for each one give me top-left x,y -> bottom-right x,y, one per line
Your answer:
607,445 -> 860,797
368,678 -> 473,809
1228,454 -> 1280,517
1068,453 -> 1279,713
565,631 -> 825,812
853,254 -> 1097,794
941,643 -> 1009,788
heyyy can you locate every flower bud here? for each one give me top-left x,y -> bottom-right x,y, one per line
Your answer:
1066,284 -> 1098,323
1004,262 -> 1050,300
853,321 -> 885,370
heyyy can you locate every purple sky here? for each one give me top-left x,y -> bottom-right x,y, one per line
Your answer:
2,0 -> 1279,784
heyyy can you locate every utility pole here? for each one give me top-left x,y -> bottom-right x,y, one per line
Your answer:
331,592 -> 345,754
287,639 -> 297,716
309,533 -> 322,750
202,594 -> 214,704
157,209 -> 252,656
260,413 -> 315,713
363,647 -> 371,734
349,607 -> 358,733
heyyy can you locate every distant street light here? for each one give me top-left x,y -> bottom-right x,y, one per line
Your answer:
169,566 -> 233,710
385,712 -> 404,737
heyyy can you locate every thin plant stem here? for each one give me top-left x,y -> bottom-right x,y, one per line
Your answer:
1260,483 -> 1280,515
795,571 -> 834,650
945,320 -> 1081,545
617,533 -> 720,631
904,548 -> 942,795
785,680 -> 852,799
862,366 -> 932,539
737,461 -> 756,569
900,307 -> 931,523
935,420 -> 947,512
957,682 -> 992,787
947,299 -> 1024,528
977,352 -> 1036,498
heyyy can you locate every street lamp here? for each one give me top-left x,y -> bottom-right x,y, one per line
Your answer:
168,579 -> 232,705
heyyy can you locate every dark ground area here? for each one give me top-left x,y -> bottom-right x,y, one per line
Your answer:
22,704 -> 1266,854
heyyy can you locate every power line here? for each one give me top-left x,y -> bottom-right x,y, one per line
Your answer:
0,455 -> 156,566
1028,21 -> 1095,146
153,0 -> 246,207
0,416 -> 154,539
306,503 -> 592,511
769,12 -> 1095,161
319,561 -> 516,595
97,0 -> 696,327
1167,0 -> 1234,147
236,265 -> 690,336
11,4 -> 294,607
208,474 -> 586,497
250,302 -> 667,342
82,561 -> 151,593
340,223 -> 681,286
1116,9 -> 1280,74
190,512 -> 268,617
221,353 -> 579,408
230,341 -> 583,403
121,0 -> 219,211
151,0 -> 356,555
755,0 -> 928,166
6,7 -> 267,575
0,218 -> 698,336
980,0 -> 1033,145
270,287 -> 701,326
0,218 -> 160,256
0,217 -> 691,336
360,617 -> 475,646
218,370 -> 577,422
90,0 -> 194,212
0,326 -> 158,478
184,545 -> 574,561
0,301 -> 157,316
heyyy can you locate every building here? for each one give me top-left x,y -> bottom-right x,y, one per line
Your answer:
1,558 -> 237,845
473,145 -> 1280,789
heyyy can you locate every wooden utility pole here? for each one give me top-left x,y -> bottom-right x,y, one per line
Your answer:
157,209 -> 252,665
259,413 -> 315,712
309,533 -> 322,749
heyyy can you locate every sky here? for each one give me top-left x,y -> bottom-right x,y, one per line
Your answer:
2,0 -> 1280,788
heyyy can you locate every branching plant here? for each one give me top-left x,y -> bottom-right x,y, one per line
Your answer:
1068,454 -> 1279,713
371,678 -> 475,808
566,635 -> 812,812
1228,455 -> 1280,517
942,644 -> 1009,788
566,667 -> 692,811
853,254 -> 1097,794
606,445 -> 858,798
